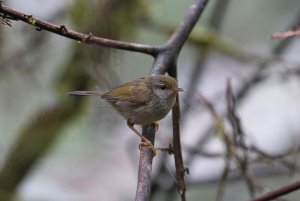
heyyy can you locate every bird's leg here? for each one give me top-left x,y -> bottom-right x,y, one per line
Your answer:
127,121 -> 157,156
149,123 -> 174,154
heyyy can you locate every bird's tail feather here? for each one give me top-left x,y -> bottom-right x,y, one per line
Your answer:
67,91 -> 103,96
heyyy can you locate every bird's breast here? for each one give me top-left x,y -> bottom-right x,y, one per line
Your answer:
129,95 -> 176,124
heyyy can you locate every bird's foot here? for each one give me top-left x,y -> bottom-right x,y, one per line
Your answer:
139,140 -> 157,156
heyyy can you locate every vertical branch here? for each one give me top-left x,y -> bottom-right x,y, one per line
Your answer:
169,67 -> 186,200
226,79 -> 245,148
136,125 -> 156,201
172,95 -> 186,198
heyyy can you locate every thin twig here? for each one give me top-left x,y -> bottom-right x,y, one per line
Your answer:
226,80 -> 265,197
184,8 -> 300,180
170,69 -> 186,200
236,10 -> 300,101
226,79 -> 245,147
195,92 -> 234,201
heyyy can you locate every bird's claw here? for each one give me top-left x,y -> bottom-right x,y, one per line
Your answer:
139,141 -> 157,156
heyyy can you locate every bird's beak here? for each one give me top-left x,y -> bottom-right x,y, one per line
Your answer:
173,87 -> 185,93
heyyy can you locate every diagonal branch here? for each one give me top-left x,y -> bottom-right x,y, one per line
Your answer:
0,2 -> 160,56
152,0 -> 210,75
251,180 -> 300,201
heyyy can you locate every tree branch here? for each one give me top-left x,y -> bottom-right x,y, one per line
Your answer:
0,2 -> 160,56
0,1 -> 211,201
152,0 -> 210,75
251,180 -> 300,201
136,125 -> 156,201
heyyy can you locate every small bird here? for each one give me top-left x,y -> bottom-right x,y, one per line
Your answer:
68,75 -> 184,155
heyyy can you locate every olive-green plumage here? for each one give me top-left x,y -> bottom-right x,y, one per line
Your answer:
68,75 -> 184,155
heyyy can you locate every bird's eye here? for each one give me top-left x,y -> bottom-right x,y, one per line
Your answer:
160,84 -> 167,90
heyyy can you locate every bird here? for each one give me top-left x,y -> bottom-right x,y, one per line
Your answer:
68,75 -> 184,155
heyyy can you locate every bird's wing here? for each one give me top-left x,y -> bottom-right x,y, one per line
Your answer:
101,78 -> 151,104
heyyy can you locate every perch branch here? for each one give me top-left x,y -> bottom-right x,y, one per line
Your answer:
135,125 -> 156,201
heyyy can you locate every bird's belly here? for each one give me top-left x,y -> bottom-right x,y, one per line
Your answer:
128,109 -> 168,125
114,101 -> 172,125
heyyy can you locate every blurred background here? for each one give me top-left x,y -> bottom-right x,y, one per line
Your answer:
1,0 -> 300,201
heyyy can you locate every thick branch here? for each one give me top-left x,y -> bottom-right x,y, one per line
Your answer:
0,3 -> 160,56
135,125 -> 156,201
152,0 -> 210,74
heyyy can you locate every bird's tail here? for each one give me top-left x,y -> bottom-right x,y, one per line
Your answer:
67,91 -> 103,96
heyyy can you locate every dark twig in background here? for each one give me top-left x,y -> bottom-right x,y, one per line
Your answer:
195,83 -> 300,200
236,10 -> 300,102
181,9 -> 300,197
